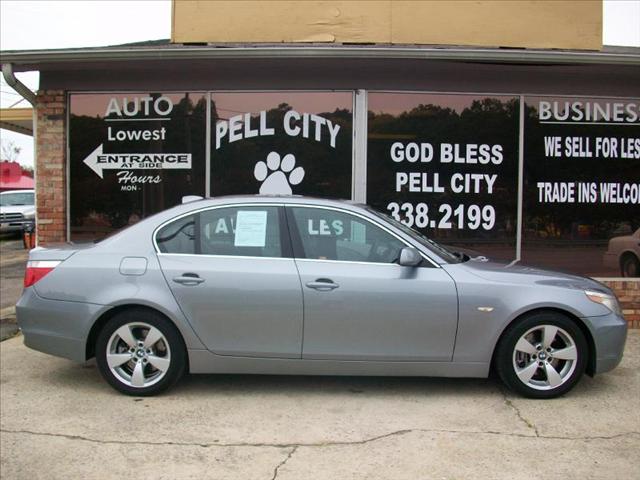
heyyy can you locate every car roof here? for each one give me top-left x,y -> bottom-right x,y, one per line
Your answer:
180,195 -> 366,209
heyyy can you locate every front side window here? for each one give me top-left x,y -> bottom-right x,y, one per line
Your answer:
289,207 -> 405,264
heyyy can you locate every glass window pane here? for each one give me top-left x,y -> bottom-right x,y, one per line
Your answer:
156,214 -> 196,254
210,91 -> 353,199
291,207 -> 404,263
522,96 -> 640,277
199,206 -> 282,258
69,92 -> 207,242
367,92 -> 519,262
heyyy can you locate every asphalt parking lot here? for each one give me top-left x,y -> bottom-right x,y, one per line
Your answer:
1,330 -> 638,480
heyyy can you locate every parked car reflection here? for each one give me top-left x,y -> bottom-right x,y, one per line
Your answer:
604,228 -> 640,277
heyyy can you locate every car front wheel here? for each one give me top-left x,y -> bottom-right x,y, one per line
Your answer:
496,312 -> 588,399
620,254 -> 639,277
96,309 -> 186,396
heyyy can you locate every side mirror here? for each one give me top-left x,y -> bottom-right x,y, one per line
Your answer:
398,247 -> 422,267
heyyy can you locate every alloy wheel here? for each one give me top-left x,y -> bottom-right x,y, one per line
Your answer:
106,322 -> 172,388
512,325 -> 578,391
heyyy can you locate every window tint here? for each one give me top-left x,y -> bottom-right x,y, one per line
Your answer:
199,206 -> 282,257
156,214 -> 196,254
290,207 -> 405,263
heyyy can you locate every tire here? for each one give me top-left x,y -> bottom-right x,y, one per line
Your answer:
96,309 -> 186,396
620,254 -> 640,278
495,312 -> 587,399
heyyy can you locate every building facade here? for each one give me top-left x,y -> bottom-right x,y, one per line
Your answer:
1,1 -> 639,323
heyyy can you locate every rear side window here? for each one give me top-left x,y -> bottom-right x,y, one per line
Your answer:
156,206 -> 284,258
156,214 -> 196,254
199,206 -> 282,258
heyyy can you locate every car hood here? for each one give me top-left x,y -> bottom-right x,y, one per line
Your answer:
457,257 -> 611,294
0,204 -> 35,215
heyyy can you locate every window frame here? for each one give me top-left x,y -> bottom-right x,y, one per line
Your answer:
153,203 -> 293,259
285,204 -> 438,267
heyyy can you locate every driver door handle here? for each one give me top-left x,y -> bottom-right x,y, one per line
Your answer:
173,273 -> 205,286
305,278 -> 339,291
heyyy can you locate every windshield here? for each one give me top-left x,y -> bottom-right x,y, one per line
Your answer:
368,208 -> 462,264
0,192 -> 34,207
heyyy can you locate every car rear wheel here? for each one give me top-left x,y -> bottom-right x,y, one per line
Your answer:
96,309 -> 186,396
495,312 -> 587,399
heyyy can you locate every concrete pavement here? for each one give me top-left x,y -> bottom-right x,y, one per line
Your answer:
1,331 -> 639,479
0,239 -> 27,341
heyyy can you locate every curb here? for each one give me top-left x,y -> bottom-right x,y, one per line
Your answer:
0,306 -> 16,320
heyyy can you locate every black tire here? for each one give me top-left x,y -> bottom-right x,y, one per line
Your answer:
620,254 -> 640,278
96,309 -> 186,396
495,311 -> 588,399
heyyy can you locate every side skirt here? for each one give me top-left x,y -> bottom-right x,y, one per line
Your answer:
187,349 -> 489,378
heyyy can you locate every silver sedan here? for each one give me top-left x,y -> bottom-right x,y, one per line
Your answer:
16,196 -> 627,398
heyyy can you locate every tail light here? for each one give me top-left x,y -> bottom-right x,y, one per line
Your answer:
24,260 -> 61,288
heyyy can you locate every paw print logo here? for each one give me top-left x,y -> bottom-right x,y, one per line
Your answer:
254,151 -> 305,195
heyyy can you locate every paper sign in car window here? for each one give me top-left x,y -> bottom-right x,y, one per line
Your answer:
234,210 -> 268,247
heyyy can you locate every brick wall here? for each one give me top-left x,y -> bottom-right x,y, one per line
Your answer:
35,90 -> 66,244
600,280 -> 640,329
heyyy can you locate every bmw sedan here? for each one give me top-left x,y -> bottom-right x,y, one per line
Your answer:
16,196 -> 627,398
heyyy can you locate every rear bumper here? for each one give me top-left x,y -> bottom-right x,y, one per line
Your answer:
582,312 -> 628,374
16,287 -> 104,363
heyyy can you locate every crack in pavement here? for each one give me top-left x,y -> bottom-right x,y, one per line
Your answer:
2,428 -> 637,449
500,387 -> 541,436
270,446 -> 297,480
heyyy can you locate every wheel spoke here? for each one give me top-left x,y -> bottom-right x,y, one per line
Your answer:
516,361 -> 539,384
131,361 -> 146,387
143,327 -> 163,349
106,353 -> 131,368
115,325 -> 137,349
147,355 -> 170,372
542,326 -> 558,349
553,345 -> 577,361
515,337 -> 537,355
544,363 -> 562,387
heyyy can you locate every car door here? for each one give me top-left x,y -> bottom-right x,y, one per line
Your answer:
287,205 -> 458,361
156,204 -> 303,358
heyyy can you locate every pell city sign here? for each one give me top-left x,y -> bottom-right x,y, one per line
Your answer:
82,96 -> 192,190
215,110 -> 341,195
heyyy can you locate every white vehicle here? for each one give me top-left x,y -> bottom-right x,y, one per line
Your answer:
0,189 -> 35,234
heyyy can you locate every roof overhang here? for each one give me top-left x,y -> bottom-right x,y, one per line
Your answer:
1,43 -> 639,72
0,108 -> 33,135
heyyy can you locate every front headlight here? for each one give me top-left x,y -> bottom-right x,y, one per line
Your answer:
24,211 -> 35,220
585,290 -> 622,316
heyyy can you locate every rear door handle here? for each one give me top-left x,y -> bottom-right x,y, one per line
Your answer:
305,278 -> 339,291
172,273 -> 205,286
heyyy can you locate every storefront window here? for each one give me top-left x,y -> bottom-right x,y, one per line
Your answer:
210,91 -> 353,199
367,93 -> 519,261
522,96 -> 640,277
69,92 -> 207,241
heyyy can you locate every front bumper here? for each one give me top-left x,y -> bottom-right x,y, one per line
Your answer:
583,311 -> 628,374
0,219 -> 34,233
16,287 -> 105,363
